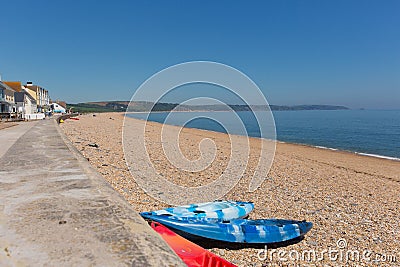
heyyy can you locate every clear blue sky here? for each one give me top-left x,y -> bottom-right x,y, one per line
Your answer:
1,0 -> 399,109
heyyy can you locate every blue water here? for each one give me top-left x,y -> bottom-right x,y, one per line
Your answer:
128,110 -> 400,159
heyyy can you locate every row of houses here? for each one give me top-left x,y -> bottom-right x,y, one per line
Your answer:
0,79 -> 66,120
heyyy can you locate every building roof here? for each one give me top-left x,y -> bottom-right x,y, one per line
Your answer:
3,81 -> 22,92
25,85 -> 40,90
25,91 -> 37,103
0,81 -> 16,92
26,84 -> 49,93
56,101 -> 67,108
15,91 -> 37,103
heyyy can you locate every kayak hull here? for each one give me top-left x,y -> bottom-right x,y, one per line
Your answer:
151,221 -> 236,267
146,216 -> 313,244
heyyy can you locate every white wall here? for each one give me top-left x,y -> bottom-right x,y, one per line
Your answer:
24,113 -> 45,120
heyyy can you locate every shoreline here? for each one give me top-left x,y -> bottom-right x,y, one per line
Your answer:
125,112 -> 400,162
281,142 -> 400,162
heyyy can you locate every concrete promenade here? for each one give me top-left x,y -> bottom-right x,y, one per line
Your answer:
0,119 -> 184,266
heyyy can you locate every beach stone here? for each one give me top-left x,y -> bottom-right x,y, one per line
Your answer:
88,143 -> 99,148
307,240 -> 318,246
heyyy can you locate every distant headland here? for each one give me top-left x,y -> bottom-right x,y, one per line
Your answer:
67,101 -> 349,113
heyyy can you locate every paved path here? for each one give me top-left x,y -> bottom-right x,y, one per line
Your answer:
0,119 -> 184,266
0,121 -> 37,158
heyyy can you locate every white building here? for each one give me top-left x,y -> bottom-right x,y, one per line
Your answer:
25,82 -> 50,112
15,91 -> 38,119
0,81 -> 16,115
50,103 -> 66,113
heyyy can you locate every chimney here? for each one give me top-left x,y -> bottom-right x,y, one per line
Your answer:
26,81 -> 33,86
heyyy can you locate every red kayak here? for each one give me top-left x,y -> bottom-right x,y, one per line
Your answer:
150,221 -> 236,267
70,117 -> 80,120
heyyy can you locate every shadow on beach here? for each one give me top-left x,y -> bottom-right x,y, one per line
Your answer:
171,228 -> 306,250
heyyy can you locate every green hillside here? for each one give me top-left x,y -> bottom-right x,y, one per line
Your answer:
67,101 -> 349,113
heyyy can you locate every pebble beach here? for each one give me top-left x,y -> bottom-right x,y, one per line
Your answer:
60,112 -> 400,266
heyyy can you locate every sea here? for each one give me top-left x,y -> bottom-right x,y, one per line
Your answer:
127,110 -> 400,160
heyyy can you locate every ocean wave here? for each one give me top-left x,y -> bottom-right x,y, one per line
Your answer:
315,145 -> 338,151
355,152 -> 400,161
312,145 -> 400,161
284,142 -> 400,161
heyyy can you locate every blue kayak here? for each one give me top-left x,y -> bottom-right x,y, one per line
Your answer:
144,215 -> 313,243
141,200 -> 254,221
